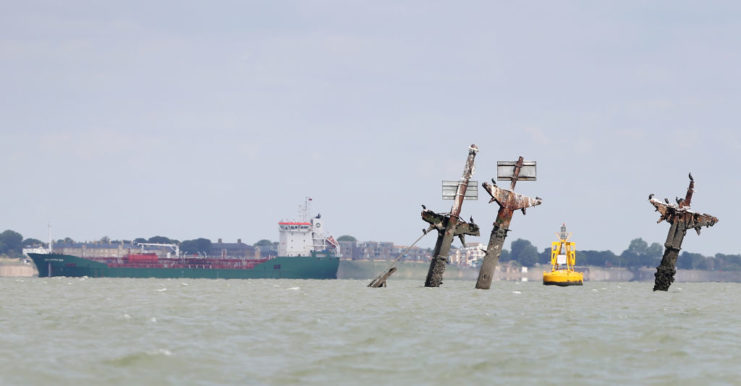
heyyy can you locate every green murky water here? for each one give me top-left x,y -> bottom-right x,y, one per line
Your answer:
1,278 -> 739,385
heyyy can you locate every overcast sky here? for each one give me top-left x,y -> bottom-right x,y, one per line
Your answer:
2,1 -> 739,255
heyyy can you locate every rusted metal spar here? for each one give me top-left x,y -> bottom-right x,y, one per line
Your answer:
475,156 -> 542,290
368,227 -> 433,288
424,144 -> 480,287
368,267 -> 397,288
649,174 -> 718,291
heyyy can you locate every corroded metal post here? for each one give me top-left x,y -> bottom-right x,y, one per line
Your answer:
649,174 -> 718,291
423,144 -> 480,287
475,156 -> 542,290
368,267 -> 397,288
368,229 -> 431,288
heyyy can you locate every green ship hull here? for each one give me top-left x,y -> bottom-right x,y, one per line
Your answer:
29,253 -> 339,279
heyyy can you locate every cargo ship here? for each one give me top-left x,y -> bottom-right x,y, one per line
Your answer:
28,201 -> 340,279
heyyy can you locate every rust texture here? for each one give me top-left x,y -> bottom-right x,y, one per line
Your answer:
649,173 -> 718,291
424,144 -> 480,287
475,156 -> 542,290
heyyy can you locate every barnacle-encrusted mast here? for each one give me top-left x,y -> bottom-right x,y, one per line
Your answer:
475,156 -> 542,289
649,174 -> 718,291
423,144 -> 481,287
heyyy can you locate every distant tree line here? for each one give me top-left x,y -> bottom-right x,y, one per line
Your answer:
499,237 -> 741,271
500,238 -> 666,269
0,230 -> 47,258
0,230 -> 24,257
2,228 -> 740,270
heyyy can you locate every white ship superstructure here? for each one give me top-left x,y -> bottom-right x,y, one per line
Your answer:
278,199 -> 339,257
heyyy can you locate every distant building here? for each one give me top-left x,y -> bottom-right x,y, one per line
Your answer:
451,242 -> 486,267
360,241 -> 376,259
358,241 -> 395,260
378,242 -> 393,259
337,236 -> 360,260
390,242 -> 429,261
210,239 -> 257,258
395,246 -> 431,262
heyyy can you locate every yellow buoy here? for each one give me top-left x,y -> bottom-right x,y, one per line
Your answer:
543,224 -> 583,286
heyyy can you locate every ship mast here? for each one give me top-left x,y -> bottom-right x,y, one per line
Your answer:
48,223 -> 53,253
300,197 -> 313,222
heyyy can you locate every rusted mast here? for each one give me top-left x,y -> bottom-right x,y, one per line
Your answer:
475,156 -> 542,290
368,230 -> 431,288
649,173 -> 718,291
424,144 -> 480,287
368,267 -> 397,288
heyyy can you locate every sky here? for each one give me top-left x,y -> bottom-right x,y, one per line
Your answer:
1,1 -> 739,255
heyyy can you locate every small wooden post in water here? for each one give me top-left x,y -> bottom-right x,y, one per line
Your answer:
648,174 -> 718,291
475,156 -> 542,290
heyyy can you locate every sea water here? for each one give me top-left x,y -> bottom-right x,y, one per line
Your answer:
1,278 -> 740,385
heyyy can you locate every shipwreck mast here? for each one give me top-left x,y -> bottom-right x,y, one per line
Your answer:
423,144 -> 481,287
648,174 -> 718,291
475,156 -> 542,289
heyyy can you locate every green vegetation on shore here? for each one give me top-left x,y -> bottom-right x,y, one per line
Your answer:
491,237 -> 741,271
